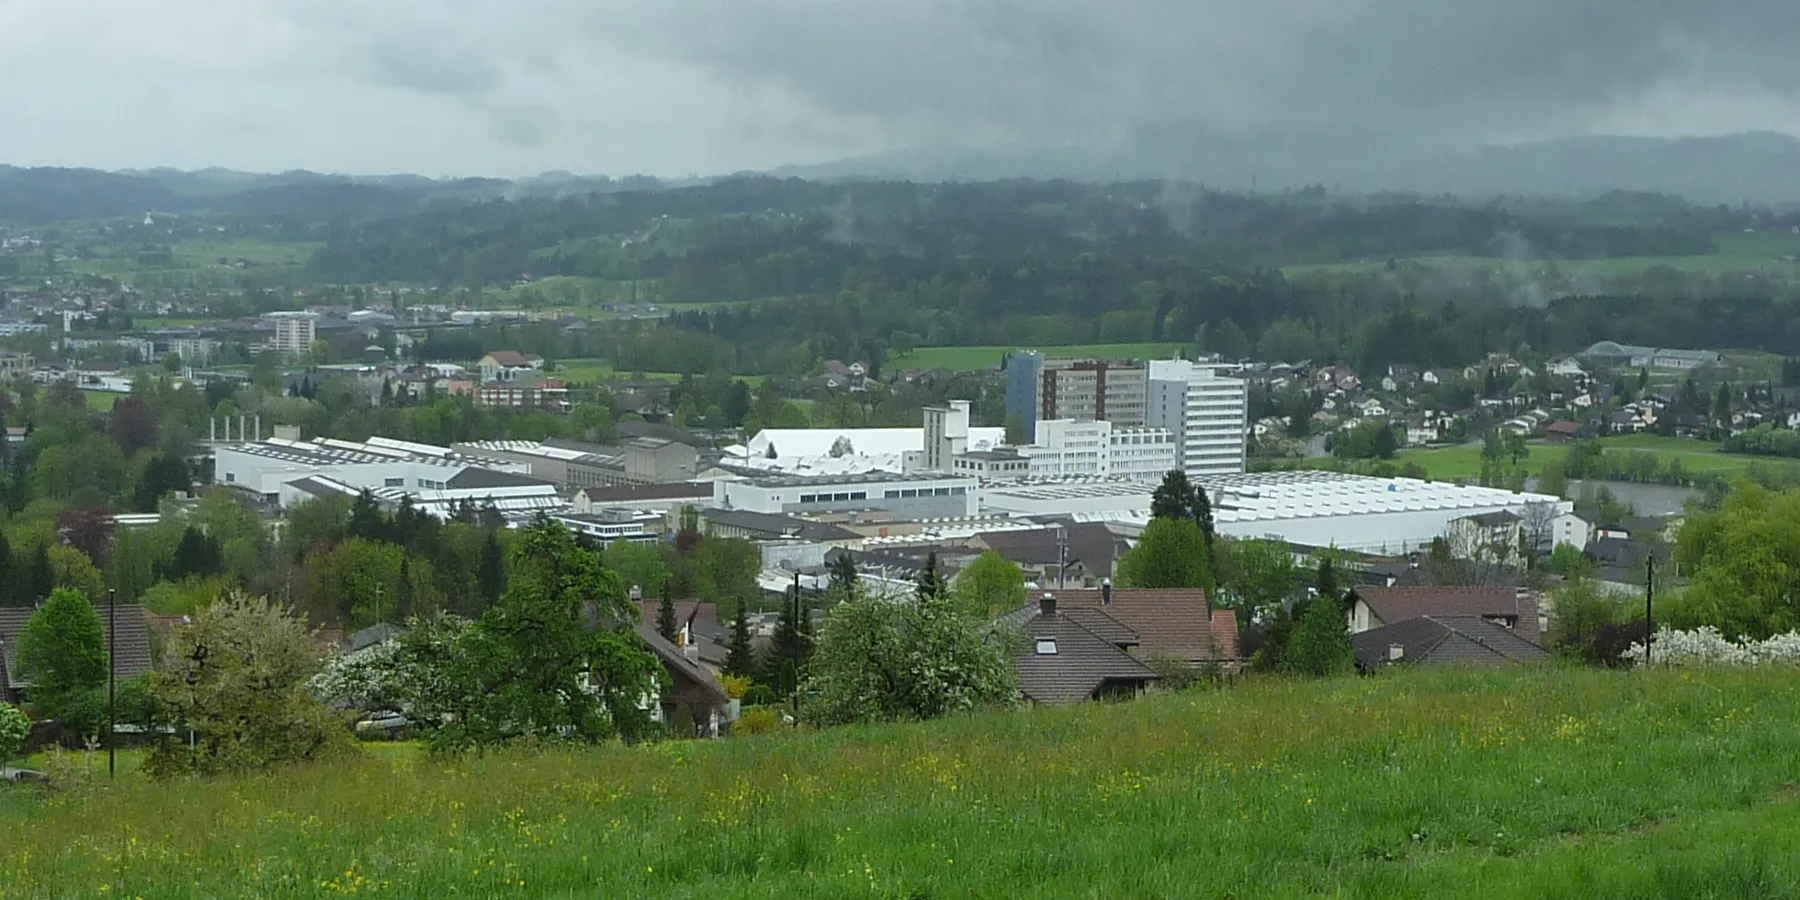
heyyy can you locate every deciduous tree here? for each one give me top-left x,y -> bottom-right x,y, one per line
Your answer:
15,588 -> 109,737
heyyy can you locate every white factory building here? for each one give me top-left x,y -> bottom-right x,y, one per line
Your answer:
977,471 -> 1571,555
1146,360 -> 1248,478
715,472 -> 980,518
1017,419 -> 1178,483
214,436 -> 563,519
1201,471 -> 1572,556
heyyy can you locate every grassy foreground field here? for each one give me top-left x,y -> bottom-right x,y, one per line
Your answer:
6,668 -> 1800,898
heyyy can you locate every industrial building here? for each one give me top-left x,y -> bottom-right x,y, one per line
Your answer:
266,312 -> 317,358
715,472 -> 980,518
1003,352 -> 1150,443
215,436 -> 561,519
1018,419 -> 1177,483
1147,360 -> 1249,477
1202,471 -> 1571,556
452,437 -> 697,488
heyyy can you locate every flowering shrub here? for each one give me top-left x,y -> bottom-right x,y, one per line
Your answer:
1623,626 -> 1800,667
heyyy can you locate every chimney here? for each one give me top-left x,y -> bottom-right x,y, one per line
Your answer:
1101,579 -> 1113,606
1039,592 -> 1057,617
1388,643 -> 1405,662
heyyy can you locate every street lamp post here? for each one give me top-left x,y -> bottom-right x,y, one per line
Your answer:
107,589 -> 116,780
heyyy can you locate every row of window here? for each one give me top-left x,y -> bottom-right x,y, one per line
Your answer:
798,491 -> 867,504
882,486 -> 968,499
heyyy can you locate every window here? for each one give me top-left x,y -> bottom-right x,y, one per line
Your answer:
224,473 -> 236,483
952,487 -> 967,495
885,490 -> 900,499
833,492 -> 851,502
1035,638 -> 1058,655
800,494 -> 817,504
901,489 -> 917,498
934,488 -> 950,496
850,492 -> 867,501
385,477 -> 404,487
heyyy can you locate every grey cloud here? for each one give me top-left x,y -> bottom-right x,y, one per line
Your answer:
366,39 -> 502,95
596,0 -> 1800,151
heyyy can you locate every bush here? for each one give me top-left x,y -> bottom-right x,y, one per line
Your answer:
1143,653 -> 1219,692
733,707 -> 783,736
718,673 -> 752,701
0,703 -> 28,764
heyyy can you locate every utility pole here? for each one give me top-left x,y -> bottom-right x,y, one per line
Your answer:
107,589 -> 116,780
1645,555 -> 1655,667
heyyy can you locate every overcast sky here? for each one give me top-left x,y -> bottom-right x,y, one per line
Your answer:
3,0 -> 1798,177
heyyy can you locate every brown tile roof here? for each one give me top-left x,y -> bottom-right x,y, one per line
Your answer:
1010,610 -> 1157,704
484,351 -> 541,367
1352,586 -> 1520,623
1353,617 -> 1550,670
1031,588 -> 1235,662
0,603 -> 155,701
634,624 -> 730,707
634,600 -> 724,641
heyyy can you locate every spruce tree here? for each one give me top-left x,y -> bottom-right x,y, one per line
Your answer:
28,542 -> 53,604
1315,556 -> 1342,608
725,598 -> 755,678
477,530 -> 506,608
394,557 -> 415,622
915,550 -> 946,603
655,583 -> 679,643
769,589 -> 802,696
1285,589 -> 1355,677
0,531 -> 11,606
828,551 -> 860,604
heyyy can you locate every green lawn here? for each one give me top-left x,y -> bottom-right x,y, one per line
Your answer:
890,343 -> 1188,372
1276,433 -> 1800,484
171,238 -> 320,268
544,358 -> 765,387
82,390 -> 121,412
6,668 -> 1800,897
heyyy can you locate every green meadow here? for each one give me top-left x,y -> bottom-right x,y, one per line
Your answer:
5,667 -> 1800,898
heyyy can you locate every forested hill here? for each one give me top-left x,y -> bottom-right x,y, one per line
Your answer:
302,179 -> 1741,289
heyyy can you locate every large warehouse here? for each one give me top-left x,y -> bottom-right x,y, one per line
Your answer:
1202,471 -> 1571,555
977,470 -> 1570,555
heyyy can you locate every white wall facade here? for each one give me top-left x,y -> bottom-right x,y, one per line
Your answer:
716,474 -> 979,517
1020,420 -> 1176,483
1147,360 -> 1248,478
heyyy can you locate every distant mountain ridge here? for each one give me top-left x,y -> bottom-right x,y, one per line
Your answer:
3,131 -> 1799,224
771,131 -> 1800,203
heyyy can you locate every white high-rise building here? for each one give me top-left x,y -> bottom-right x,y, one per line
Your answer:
1146,360 -> 1248,478
268,312 -> 317,358
922,400 -> 972,473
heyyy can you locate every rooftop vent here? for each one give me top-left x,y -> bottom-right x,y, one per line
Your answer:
1388,643 -> 1405,662
1035,637 -> 1058,655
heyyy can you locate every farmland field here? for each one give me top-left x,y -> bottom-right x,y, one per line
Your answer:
545,358 -> 765,386
1282,230 -> 1800,282
889,342 -> 1188,372
1275,433 -> 1800,484
5,667 -> 1800,898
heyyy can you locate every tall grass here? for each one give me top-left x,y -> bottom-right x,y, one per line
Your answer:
3,668 -> 1800,898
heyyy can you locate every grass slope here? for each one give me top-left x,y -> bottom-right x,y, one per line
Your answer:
1278,434 -> 1800,483
890,343 -> 1188,372
6,668 -> 1800,898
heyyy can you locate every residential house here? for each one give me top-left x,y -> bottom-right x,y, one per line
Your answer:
1583,537 -> 1672,596
0,605 -> 155,705
1026,586 -> 1240,668
1314,366 -> 1361,393
477,351 -> 544,383
1544,420 -> 1581,444
1551,512 -> 1591,550
634,624 -> 732,737
1546,357 -> 1587,378
1352,616 -> 1550,671
1346,585 -> 1541,643
965,524 -> 1130,588
0,350 -> 33,378
1000,594 -> 1159,704
1448,511 -> 1526,565
475,378 -> 570,413
1357,399 -> 1388,418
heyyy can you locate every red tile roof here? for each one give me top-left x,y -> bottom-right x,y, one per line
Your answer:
1029,588 -> 1236,662
1352,586 -> 1522,623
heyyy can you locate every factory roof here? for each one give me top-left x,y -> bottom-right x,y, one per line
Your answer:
739,471 -> 976,488
1199,471 -> 1562,525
